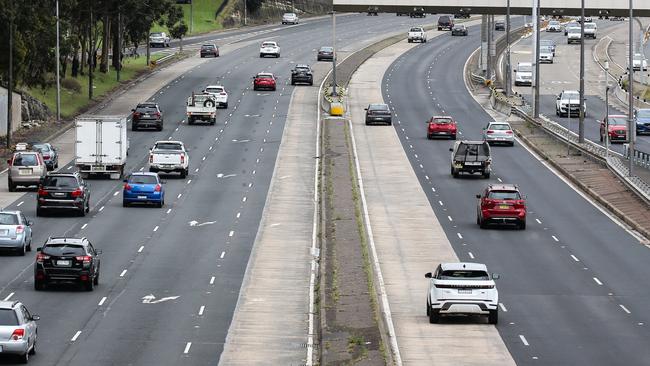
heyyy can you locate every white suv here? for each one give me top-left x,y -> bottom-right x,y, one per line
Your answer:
282,12 -> 299,24
259,41 -> 281,58
556,90 -> 586,117
203,85 -> 229,108
425,262 -> 499,324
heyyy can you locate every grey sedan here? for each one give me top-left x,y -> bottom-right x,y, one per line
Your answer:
0,211 -> 33,255
32,143 -> 59,170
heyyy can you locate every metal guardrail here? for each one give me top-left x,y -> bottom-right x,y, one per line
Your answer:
152,53 -> 176,67
624,144 -> 650,169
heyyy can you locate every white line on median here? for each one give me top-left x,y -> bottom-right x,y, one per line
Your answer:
166,209 -> 172,214
236,212 -> 241,218
457,233 -> 463,239
447,216 -> 453,221
242,196 -> 247,202
570,255 -> 580,262
228,231 -> 234,237
16,201 -> 23,207
71,331 -> 82,342
99,206 -> 104,212
519,335 -> 529,346
153,226 -> 159,232
81,223 -> 88,230
198,306 -> 205,316
620,304 -> 631,314
119,270 -> 127,277
67,166 -> 73,170
220,251 -> 225,259
535,218 -> 542,224
114,191 -> 119,196
98,297 -> 107,306
438,200 -> 444,206
593,277 -> 603,285
552,235 -> 559,242
499,303 -> 508,312
183,342 -> 192,354
187,180 -> 192,184
468,252 -> 474,259
177,193 -> 182,199
210,276 -> 215,285
3,292 -> 14,301
138,245 -> 144,253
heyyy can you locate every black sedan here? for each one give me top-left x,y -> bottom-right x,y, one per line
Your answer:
451,25 -> 468,36
200,44 -> 219,58
291,64 -> 313,85
365,103 -> 392,125
317,46 -> 334,61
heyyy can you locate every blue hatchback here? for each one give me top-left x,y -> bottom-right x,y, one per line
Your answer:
123,172 -> 165,207
636,108 -> 650,135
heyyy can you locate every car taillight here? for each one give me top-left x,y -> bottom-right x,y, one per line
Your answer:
506,130 -> 513,134
124,183 -> 132,191
514,200 -> 526,209
220,92 -> 227,96
149,154 -> 154,163
71,188 -> 83,198
133,112 -> 141,118
154,184 -> 162,192
180,155 -> 185,164
10,329 -> 25,341
75,255 -> 92,266
38,187 -> 48,197
15,225 -> 24,234
36,253 -> 49,263
43,154 -> 51,159
155,112 -> 161,118
486,130 -> 494,134
483,199 -> 496,208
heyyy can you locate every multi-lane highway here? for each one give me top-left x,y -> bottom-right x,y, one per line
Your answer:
381,20 -> 650,365
0,13 -> 432,365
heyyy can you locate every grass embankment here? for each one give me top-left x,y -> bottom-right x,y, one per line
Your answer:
152,0 -> 226,35
24,54 -> 165,119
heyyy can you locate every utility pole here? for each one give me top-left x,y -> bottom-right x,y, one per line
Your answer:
190,0 -> 194,34
628,0 -> 635,176
578,0 -> 586,142
489,15 -> 495,81
89,2 -> 94,100
532,0 -> 540,117
244,0 -> 247,26
146,32 -> 151,68
7,8 -> 14,148
56,0 -> 61,123
117,11 -> 121,82
506,0 -> 512,97
332,10 -> 337,97
481,15 -> 487,75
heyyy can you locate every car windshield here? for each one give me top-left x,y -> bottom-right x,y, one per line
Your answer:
43,244 -> 86,256
0,213 -> 19,225
201,45 -> 215,49
433,118 -> 453,124
439,16 -> 450,22
608,117 -> 627,126
488,190 -> 521,200
136,106 -> 158,113
518,64 -> 532,72
150,33 -> 163,37
455,143 -> 489,158
369,104 -> 389,111
489,123 -> 511,131
0,309 -> 18,325
541,40 -> 554,45
540,46 -> 553,53
585,23 -> 596,29
33,144 -> 50,152
568,27 -> 581,33
284,13 -> 295,17
12,153 -> 38,167
257,74 -> 273,79
205,87 -> 224,93
262,42 -> 276,47
43,176 -> 78,188
634,54 -> 645,60
636,109 -> 650,118
129,175 -> 158,184
549,21 -> 560,25
439,270 -> 490,280
295,67 -> 310,72
564,92 -> 579,99
320,47 -> 333,52
154,143 -> 182,150
410,28 -> 423,32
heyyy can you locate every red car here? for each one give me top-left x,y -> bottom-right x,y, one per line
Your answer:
600,115 -> 628,143
476,184 -> 526,230
253,72 -> 277,91
427,116 -> 457,139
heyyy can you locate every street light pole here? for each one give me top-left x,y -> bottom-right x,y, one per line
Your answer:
55,0 -> 61,123
506,0 -> 511,97
605,61 -> 610,159
244,0 -> 247,26
190,0 -> 194,34
117,11 -> 121,82
533,0 -> 540,117
332,10 -> 337,97
628,0 -> 635,176
7,8 -> 14,148
578,0 -> 585,142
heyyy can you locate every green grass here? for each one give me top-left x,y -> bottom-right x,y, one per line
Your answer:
152,0 -> 225,36
24,54 -> 166,119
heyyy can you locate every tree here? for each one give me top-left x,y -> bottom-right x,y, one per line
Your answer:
166,5 -> 188,52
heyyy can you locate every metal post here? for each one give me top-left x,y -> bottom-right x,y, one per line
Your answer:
605,61 -> 610,158
487,15 -> 492,81
55,0 -> 61,123
481,15 -> 487,75
244,0 -> 247,26
89,3 -> 94,100
628,0 -> 635,176
506,0 -> 512,97
190,0 -> 193,33
533,0 -> 540,117
332,11 -> 337,97
146,32 -> 150,67
578,0 -> 585,142
7,10 -> 13,148
117,11 -> 121,82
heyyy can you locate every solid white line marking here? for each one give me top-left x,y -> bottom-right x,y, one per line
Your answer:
210,276 -> 215,285
187,179 -> 192,184
71,331 -> 82,342
138,245 -> 144,253
113,191 -> 119,196
438,200 -> 444,206
593,277 -> 603,285
457,233 -> 463,239
120,270 -> 127,277
153,226 -> 159,232
448,216 -> 453,221
468,252 -> 475,259
242,196 -> 247,202
535,218 -> 542,224
236,212 -> 241,218
198,306 -> 205,316
570,255 -> 580,262
16,201 -> 23,207
98,297 -> 107,306
220,251 -> 225,259
3,292 -> 14,301
499,303 -> 508,312
552,235 -> 559,242
183,342 -> 192,354
229,231 -> 234,237
620,304 -> 631,314
519,335 -> 529,346
67,166 -> 73,170
139,167 -> 144,171
81,223 -> 88,230
177,193 -> 182,199
166,209 -> 172,214
99,206 -> 105,212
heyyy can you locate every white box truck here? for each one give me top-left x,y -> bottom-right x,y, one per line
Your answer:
75,116 -> 128,179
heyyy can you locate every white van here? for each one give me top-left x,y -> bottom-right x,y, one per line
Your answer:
514,62 -> 533,86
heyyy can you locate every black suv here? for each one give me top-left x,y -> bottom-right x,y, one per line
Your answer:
450,140 -> 492,178
365,103 -> 392,125
438,15 -> 454,30
131,103 -> 163,131
291,64 -> 313,85
200,44 -> 219,58
495,20 -> 506,31
34,237 -> 101,291
410,7 -> 426,18
37,172 -> 90,217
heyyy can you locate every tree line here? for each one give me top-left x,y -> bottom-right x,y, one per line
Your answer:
0,0 -> 188,90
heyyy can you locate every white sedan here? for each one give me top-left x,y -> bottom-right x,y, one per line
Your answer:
203,85 -> 229,108
260,41 -> 281,58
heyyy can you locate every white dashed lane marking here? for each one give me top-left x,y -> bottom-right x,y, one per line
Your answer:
81,223 -> 88,230
198,306 -> 205,316
3,292 -> 14,301
499,303 -> 508,312
71,331 -> 82,342
119,270 -> 127,277
519,335 -> 530,346
468,252 -> 474,259
153,226 -> 159,232
552,235 -> 559,242
593,277 -> 603,286
183,342 -> 192,354
620,305 -> 631,314
98,297 -> 107,306
570,255 -> 580,262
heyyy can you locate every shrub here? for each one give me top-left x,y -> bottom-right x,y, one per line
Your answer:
61,78 -> 82,93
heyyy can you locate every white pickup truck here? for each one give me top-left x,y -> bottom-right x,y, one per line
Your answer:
408,27 -> 427,43
186,94 -> 217,125
148,140 -> 190,178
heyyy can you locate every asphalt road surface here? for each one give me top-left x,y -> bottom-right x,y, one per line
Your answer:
0,13 -> 430,366
382,20 -> 650,366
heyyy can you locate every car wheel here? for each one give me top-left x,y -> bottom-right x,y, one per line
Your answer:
426,301 -> 431,316
480,218 -> 488,229
438,27 -> 442,31
429,309 -> 440,324
272,86 -> 276,91
78,205 -> 86,217
27,238 -> 32,252
157,124 -> 163,131
488,310 -> 498,324
599,134 -> 603,142
180,169 -> 187,179
477,214 -> 481,225
93,271 -> 99,285
291,79 -> 295,85
132,123 -> 138,131
36,206 -> 44,217
200,55 -> 204,58
451,134 -> 457,140
157,200 -> 163,208
123,200 -> 129,207
387,121 -> 392,126
18,242 -> 26,256
210,118 -> 216,125
84,279 -> 94,291
29,340 -> 36,355
34,279 -> 45,291
18,350 -> 29,364
452,168 -> 459,178
520,220 -> 526,230
188,117 -> 194,125
259,53 -> 264,58
427,134 -> 432,140
483,171 -> 491,179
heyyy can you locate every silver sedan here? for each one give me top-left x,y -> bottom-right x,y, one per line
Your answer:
482,122 -> 515,146
0,211 -> 33,255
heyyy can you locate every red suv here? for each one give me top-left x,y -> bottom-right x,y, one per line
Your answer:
599,115 -> 628,143
253,72 -> 277,91
476,184 -> 526,230
427,116 -> 457,139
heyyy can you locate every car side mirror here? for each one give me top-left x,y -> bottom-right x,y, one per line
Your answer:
27,221 -> 33,226
476,194 -> 481,199
36,247 -> 42,252
131,109 -> 135,112
557,96 -> 561,100
364,108 -> 368,111
513,69 -> 517,72
6,159 -> 11,164
492,273 -> 500,280
424,272 -> 432,278
449,147 -> 453,152
31,315 -> 40,321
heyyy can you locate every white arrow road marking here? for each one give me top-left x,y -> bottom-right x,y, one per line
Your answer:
189,221 -> 217,227
142,294 -> 180,304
